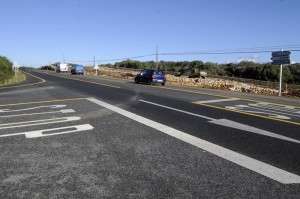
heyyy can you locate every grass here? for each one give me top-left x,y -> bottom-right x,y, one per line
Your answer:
0,71 -> 27,87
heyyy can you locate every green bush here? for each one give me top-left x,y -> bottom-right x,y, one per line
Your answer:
0,56 -> 14,83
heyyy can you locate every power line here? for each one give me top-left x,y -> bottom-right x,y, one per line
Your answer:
160,49 -> 300,56
61,45 -> 300,64
65,54 -> 155,63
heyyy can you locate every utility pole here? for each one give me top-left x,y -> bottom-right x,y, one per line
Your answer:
63,53 -> 65,63
278,49 -> 283,96
156,45 -> 158,69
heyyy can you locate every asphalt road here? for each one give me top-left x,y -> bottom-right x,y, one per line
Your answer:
0,70 -> 299,198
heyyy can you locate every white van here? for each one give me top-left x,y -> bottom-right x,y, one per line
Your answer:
56,63 -> 68,73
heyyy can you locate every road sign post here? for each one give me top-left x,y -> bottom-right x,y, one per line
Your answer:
271,51 -> 291,97
94,65 -> 99,76
279,64 -> 283,96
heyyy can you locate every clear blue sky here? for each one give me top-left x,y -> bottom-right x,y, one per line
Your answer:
1,0 -> 300,67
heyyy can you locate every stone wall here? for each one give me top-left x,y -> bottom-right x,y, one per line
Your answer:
86,67 -> 299,97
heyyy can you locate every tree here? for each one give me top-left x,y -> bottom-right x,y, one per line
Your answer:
0,56 -> 14,83
260,63 -> 279,81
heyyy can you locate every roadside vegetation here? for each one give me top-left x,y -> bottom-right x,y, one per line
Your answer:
0,56 -> 26,86
103,60 -> 300,84
40,59 -> 300,85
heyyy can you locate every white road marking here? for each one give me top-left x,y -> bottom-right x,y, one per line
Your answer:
88,97 -> 300,184
249,103 -> 299,113
0,116 -> 81,130
0,109 -> 75,118
226,104 -> 300,118
139,100 -> 213,120
0,105 -> 66,113
194,98 -> 240,104
141,100 -> 299,144
225,106 -> 291,120
0,124 -> 94,138
26,124 -> 94,138
209,119 -> 300,144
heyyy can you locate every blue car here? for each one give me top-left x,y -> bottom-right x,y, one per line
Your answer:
71,65 -> 84,75
134,69 -> 166,86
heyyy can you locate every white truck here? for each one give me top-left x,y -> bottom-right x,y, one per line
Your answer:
56,63 -> 68,73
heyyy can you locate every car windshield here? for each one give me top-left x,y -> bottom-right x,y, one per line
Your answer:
153,70 -> 164,75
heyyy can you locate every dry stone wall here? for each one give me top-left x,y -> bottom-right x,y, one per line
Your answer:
86,67 -> 299,97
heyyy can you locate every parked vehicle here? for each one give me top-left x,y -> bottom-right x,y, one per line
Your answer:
56,63 -> 68,73
134,69 -> 166,86
71,65 -> 84,75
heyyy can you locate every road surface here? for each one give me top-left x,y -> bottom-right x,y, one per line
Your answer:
0,70 -> 299,198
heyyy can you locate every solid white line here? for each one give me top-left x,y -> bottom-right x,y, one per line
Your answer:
0,105 -> 66,113
87,97 -> 300,184
0,116 -> 81,130
0,109 -> 75,118
194,98 -> 240,104
139,100 -> 213,120
0,124 -> 94,138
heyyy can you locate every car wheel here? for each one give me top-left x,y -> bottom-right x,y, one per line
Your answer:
162,83 -> 165,86
148,80 -> 152,85
135,78 -> 138,84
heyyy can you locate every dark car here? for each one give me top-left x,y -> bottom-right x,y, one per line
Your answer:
71,65 -> 84,75
134,69 -> 166,86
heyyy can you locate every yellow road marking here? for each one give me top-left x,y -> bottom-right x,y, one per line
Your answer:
192,102 -> 300,126
0,97 -> 89,107
0,71 -> 46,89
152,85 -> 300,109
80,74 -> 128,83
38,72 -> 120,89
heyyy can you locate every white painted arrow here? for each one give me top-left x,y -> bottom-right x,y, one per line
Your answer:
209,119 -> 300,144
140,100 -> 299,144
91,98 -> 300,184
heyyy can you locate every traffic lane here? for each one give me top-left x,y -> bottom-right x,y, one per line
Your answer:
32,71 -> 252,108
27,71 -> 300,138
36,70 -> 300,107
0,84 -> 89,106
1,99 -> 299,198
34,71 -> 240,102
136,92 -> 300,137
127,98 -> 300,176
30,71 -> 141,106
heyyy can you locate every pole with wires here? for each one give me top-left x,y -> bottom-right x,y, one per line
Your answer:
156,45 -> 158,69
